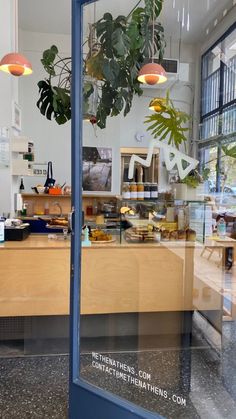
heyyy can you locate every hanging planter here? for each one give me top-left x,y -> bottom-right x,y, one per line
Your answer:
36,0 -> 166,129
83,76 -> 98,123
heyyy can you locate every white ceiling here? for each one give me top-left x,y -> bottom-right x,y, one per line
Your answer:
18,0 -> 71,35
19,0 -> 232,43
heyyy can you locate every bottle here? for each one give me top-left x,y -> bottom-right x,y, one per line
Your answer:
130,182 -> 137,200
93,199 -> 98,215
0,217 -> 5,243
178,208 -> 185,230
44,201 -> 49,215
217,217 -> 226,239
19,177 -> 25,193
21,203 -> 27,216
122,183 -> 131,199
144,183 -> 151,200
137,182 -> 144,200
150,183 -> 158,199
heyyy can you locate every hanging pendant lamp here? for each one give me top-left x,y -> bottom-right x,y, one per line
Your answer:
138,63 -> 167,85
0,52 -> 32,76
137,0 -> 167,86
0,0 -> 32,77
149,97 -> 166,111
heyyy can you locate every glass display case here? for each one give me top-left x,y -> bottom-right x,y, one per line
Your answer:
119,198 -> 213,245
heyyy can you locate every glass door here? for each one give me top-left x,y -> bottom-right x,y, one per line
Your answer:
70,1 -> 160,417
69,0 -> 163,419
70,1 -> 236,418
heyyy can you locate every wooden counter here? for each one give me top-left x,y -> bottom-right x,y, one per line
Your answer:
0,235 -> 229,317
0,235 -> 70,317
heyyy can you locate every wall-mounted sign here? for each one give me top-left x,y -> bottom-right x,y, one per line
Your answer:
128,138 -> 199,180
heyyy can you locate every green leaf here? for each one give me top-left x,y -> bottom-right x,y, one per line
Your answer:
115,15 -> 127,26
144,92 -> 190,148
41,45 -> 59,76
86,52 -> 104,80
112,95 -> 124,116
83,82 -> 94,100
55,114 -> 68,125
222,144 -> 236,159
131,7 -> 146,24
144,0 -> 163,19
103,13 -> 113,21
111,28 -> 130,56
141,21 -> 166,60
127,21 -> 143,51
102,59 -> 120,85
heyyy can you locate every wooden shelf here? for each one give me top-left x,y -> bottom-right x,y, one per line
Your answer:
21,193 -> 71,198
82,194 -> 120,199
21,194 -> 120,199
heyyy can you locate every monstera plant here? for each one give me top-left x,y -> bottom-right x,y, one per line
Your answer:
37,0 -> 166,129
144,91 -> 191,149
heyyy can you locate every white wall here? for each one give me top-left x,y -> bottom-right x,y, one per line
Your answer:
19,30 -> 197,195
19,30 -> 71,191
0,0 -> 20,216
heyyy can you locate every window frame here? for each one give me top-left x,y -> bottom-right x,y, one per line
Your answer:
200,22 -> 236,192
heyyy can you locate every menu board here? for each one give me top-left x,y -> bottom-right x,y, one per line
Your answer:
188,203 -> 212,242
0,136 -> 10,167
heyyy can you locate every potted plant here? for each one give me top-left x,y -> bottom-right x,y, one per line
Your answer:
144,91 -> 190,149
37,0 -> 166,129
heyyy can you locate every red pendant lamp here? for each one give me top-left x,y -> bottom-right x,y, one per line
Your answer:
0,0 -> 32,77
137,0 -> 167,86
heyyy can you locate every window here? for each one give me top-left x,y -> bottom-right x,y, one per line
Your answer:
200,24 -> 236,192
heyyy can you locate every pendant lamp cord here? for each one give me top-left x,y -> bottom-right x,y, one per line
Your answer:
14,0 -> 18,52
152,0 -> 155,62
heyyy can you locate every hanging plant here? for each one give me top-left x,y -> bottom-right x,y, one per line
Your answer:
37,0 -> 166,128
144,91 -> 191,149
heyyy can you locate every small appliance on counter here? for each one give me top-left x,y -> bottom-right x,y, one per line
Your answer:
4,219 -> 30,241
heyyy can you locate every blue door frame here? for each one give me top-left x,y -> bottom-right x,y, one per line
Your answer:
69,1 -> 164,417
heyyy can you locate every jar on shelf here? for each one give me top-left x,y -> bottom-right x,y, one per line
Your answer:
130,182 -> 137,200
150,183 -> 158,199
86,205 -> 93,216
144,183 -> 151,200
137,182 -> 144,200
122,182 -> 131,199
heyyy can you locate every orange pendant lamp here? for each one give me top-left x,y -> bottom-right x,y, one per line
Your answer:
137,0 -> 167,86
138,62 -> 167,85
0,52 -> 32,76
149,97 -> 166,111
0,0 -> 32,77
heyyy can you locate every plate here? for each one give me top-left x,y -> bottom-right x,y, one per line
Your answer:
91,238 -> 116,244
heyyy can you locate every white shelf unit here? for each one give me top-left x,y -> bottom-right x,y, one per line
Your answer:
11,136 -> 34,176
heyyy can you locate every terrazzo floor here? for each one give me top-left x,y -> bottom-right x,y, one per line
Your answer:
1,320 -> 236,419
0,356 -> 69,419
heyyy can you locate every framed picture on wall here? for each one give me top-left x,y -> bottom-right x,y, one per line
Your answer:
82,146 -> 112,193
12,101 -> 22,132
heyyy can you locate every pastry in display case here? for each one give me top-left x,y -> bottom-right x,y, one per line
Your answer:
119,198 -> 209,244
89,229 -> 113,242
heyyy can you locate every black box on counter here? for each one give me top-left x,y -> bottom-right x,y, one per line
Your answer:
5,225 -> 30,241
